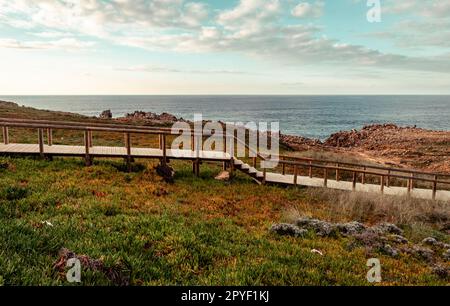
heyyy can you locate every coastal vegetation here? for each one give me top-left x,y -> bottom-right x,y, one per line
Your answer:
0,101 -> 449,285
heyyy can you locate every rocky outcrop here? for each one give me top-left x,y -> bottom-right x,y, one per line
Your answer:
324,124 -> 401,148
122,111 -> 180,123
271,217 -> 450,272
270,223 -> 307,237
279,134 -> 322,150
99,109 -> 112,119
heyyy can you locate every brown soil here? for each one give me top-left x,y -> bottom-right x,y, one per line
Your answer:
281,124 -> 450,173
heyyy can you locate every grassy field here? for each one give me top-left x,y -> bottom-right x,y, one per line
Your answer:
0,101 -> 449,285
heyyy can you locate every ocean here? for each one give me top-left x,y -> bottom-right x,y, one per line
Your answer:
1,95 -> 449,140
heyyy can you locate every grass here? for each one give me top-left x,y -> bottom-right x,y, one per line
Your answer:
0,101 -> 449,285
0,156 -> 448,286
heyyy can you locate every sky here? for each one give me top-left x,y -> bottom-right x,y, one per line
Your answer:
0,0 -> 450,95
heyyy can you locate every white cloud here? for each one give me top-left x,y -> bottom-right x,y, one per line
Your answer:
291,1 -> 323,18
0,37 -> 95,50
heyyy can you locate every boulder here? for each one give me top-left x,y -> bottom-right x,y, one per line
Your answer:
295,217 -> 337,236
99,109 -> 112,119
155,163 -> 175,183
372,222 -> 403,235
336,221 -> 367,235
215,171 -> 230,181
422,237 -> 438,246
270,223 -> 307,237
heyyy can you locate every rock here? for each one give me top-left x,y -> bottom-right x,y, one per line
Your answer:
295,217 -> 337,236
215,171 -> 230,181
372,222 -> 403,235
422,237 -> 438,246
443,249 -> 450,261
389,234 -> 408,244
380,244 -> 399,257
279,134 -> 322,150
123,111 -> 180,123
155,163 -> 175,183
99,109 -> 112,119
431,265 -> 449,279
270,223 -> 307,237
405,246 -> 435,262
336,221 -> 367,235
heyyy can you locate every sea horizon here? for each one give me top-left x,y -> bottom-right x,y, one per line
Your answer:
1,95 -> 449,140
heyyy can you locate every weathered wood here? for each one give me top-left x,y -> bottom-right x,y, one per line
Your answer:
308,161 -> 312,178
125,132 -> 131,171
88,130 -> 93,147
162,134 -> 167,164
294,165 -> 298,185
352,171 -> 357,190
2,126 -> 9,144
335,163 -> 339,181
324,168 -> 328,187
387,169 -> 391,187
47,128 -> 53,146
380,175 -> 384,194
38,128 -> 44,158
282,157 -> 286,175
432,175 -> 437,200
362,166 -> 366,184
84,130 -> 91,166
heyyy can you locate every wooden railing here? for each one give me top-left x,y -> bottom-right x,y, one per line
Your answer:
2,118 -> 449,199
261,157 -> 450,200
0,118 -> 238,174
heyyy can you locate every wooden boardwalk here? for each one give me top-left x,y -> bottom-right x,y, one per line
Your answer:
1,117 -> 450,201
0,143 -> 231,161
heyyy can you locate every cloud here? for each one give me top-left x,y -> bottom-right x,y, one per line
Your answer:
116,65 -> 256,75
0,37 -> 95,50
0,0 -> 449,76
291,1 -> 324,18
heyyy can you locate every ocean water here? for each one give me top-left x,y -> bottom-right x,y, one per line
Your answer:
1,95 -> 449,140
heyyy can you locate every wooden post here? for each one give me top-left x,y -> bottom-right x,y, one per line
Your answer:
125,132 -> 131,171
352,171 -> 357,191
324,168 -> 328,187
2,126 -> 9,144
380,175 -> 384,194
309,161 -> 312,178
229,159 -> 234,178
262,167 -> 266,184
47,128 -> 53,146
88,130 -> 93,147
335,163 -> 339,181
253,157 -> 257,168
409,173 -> 414,190
191,134 -> 195,151
362,166 -> 366,184
432,175 -> 437,200
282,160 -> 286,175
159,134 -> 163,150
84,130 -> 91,166
162,134 -> 167,165
387,170 -> 391,187
294,165 -> 298,185
38,128 -> 44,158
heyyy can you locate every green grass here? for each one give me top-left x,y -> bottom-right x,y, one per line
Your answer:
0,156 -> 447,286
0,101 -> 448,286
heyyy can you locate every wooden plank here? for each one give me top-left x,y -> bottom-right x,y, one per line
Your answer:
2,126 -> 9,144
47,128 -> 53,146
38,128 -> 44,158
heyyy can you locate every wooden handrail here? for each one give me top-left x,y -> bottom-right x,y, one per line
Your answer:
275,154 -> 450,178
276,159 -> 450,186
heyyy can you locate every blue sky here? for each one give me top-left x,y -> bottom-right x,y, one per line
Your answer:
0,0 -> 449,94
